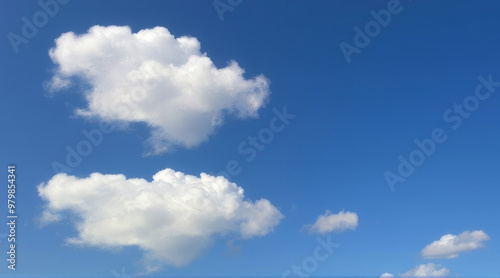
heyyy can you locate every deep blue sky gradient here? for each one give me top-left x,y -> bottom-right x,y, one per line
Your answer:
1,0 -> 500,277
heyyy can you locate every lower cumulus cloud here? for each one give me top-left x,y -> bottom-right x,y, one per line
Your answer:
37,168 -> 283,272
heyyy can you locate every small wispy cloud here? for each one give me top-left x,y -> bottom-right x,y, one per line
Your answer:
400,263 -> 450,277
421,230 -> 490,259
303,210 -> 358,234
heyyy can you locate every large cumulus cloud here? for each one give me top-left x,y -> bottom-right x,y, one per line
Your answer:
48,25 -> 270,154
38,168 -> 283,271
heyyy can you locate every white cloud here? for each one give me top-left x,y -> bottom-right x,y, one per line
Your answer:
38,168 -> 283,271
421,230 -> 490,259
380,273 -> 394,278
48,25 -> 270,155
304,210 -> 358,234
400,263 -> 450,277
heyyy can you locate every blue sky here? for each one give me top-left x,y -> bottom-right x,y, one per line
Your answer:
1,0 -> 500,277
